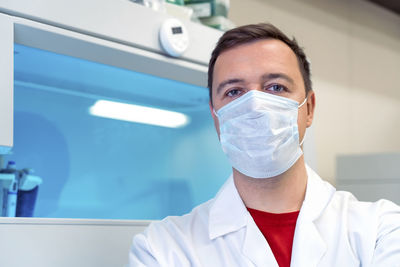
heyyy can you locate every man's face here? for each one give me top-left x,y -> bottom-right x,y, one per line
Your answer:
210,39 -> 315,144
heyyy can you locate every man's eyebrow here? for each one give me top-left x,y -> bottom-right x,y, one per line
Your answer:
216,78 -> 245,95
262,73 -> 294,85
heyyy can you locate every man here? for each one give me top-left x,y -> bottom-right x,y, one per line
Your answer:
129,23 -> 400,266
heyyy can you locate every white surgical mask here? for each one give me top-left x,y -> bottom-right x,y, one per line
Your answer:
214,90 -> 307,178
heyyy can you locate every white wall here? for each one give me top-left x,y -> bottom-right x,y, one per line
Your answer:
228,0 -> 400,184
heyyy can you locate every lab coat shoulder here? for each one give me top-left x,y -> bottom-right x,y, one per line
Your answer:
130,168 -> 400,267
293,167 -> 400,267
322,189 -> 400,266
369,199 -> 400,265
129,176 -> 250,266
130,198 -> 214,267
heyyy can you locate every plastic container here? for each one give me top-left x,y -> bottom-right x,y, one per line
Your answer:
130,0 -> 167,13
16,185 -> 39,217
17,171 -> 43,217
166,0 -> 184,5
200,15 -> 235,31
184,0 -> 229,18
165,2 -> 193,20
0,161 -> 18,217
0,163 -> 43,217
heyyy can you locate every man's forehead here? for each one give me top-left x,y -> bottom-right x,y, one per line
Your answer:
217,39 -> 295,61
213,39 -> 299,81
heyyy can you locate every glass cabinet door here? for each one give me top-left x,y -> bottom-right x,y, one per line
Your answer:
5,44 -> 230,220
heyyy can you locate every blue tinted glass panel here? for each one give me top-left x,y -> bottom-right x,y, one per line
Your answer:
7,44 -> 230,220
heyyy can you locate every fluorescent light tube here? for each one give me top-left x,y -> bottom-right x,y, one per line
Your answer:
89,100 -> 190,128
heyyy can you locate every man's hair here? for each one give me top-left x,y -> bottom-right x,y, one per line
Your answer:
207,23 -> 312,104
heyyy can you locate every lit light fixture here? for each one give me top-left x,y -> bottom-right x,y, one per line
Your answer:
89,100 -> 190,128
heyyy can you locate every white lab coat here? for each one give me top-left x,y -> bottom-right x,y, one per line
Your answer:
129,166 -> 400,266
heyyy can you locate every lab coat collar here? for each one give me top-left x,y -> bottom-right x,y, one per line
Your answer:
290,165 -> 336,267
209,175 -> 279,266
208,166 -> 335,239
302,165 -> 336,220
209,175 -> 248,240
208,165 -> 337,266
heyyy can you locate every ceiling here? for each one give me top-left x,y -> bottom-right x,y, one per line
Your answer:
367,0 -> 400,15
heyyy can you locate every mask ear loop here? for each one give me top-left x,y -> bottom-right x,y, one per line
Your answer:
298,97 -> 308,146
299,132 -> 306,146
298,97 -> 307,108
212,108 -> 219,117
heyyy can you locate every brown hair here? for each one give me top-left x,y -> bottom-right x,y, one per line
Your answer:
208,23 -> 312,104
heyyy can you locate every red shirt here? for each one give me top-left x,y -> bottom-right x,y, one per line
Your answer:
247,207 -> 300,267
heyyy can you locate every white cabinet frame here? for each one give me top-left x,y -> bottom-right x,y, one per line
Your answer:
0,1 -> 221,154
0,13 -> 13,154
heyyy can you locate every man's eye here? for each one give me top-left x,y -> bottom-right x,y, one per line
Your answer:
265,84 -> 287,93
226,89 -> 242,97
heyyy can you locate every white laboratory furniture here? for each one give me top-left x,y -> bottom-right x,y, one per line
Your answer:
0,0 -> 318,167
0,0 -> 222,155
336,152 -> 400,205
0,0 -> 220,266
0,0 -> 319,266
0,217 -> 150,267
0,13 -> 13,155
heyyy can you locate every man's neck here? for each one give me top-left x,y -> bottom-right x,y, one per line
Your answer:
233,156 -> 308,213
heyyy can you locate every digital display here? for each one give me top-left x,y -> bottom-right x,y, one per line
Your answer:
172,27 -> 183,34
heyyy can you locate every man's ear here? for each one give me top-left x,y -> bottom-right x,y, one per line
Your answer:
306,90 -> 316,128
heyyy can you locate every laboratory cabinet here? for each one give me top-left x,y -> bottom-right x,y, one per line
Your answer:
0,217 -> 150,267
0,0 -> 231,220
0,1 -> 320,267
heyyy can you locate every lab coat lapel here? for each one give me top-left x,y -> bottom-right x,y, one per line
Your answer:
209,176 -> 279,267
209,167 -> 335,267
290,166 -> 335,267
290,213 -> 326,267
242,215 -> 279,267
209,176 -> 248,239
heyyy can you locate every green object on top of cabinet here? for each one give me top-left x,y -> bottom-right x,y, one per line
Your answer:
184,0 -> 229,18
166,0 -> 185,5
